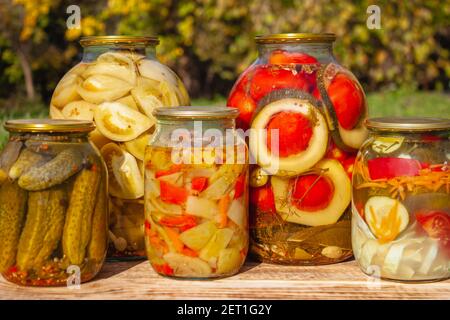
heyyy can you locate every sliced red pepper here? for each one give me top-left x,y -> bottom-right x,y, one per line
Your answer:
158,215 -> 197,231
181,247 -> 199,257
269,50 -> 318,65
155,164 -> 183,178
250,184 -> 276,213
153,263 -> 174,276
234,173 -> 246,199
191,176 -> 208,192
368,157 -> 422,180
159,180 -> 189,205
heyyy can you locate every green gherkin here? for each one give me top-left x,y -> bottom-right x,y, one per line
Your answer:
87,183 -> 108,262
16,188 -> 67,271
18,148 -> 84,191
9,149 -> 48,180
0,181 -> 27,273
62,168 -> 100,265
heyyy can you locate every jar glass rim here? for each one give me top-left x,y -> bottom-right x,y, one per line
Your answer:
153,106 -> 239,120
80,35 -> 159,47
255,33 -> 336,44
365,117 -> 450,132
4,119 -> 95,133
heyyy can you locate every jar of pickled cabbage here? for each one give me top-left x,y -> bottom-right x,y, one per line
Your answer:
353,117 -> 450,282
50,36 -> 190,259
144,107 -> 249,278
0,119 -> 108,286
227,33 -> 368,265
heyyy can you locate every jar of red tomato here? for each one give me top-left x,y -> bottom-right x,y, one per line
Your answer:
227,33 -> 368,265
353,118 -> 449,282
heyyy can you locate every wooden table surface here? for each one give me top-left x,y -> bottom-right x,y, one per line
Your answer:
1,260 -> 449,300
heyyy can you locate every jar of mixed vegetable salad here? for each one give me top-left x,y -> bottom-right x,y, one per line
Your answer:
144,107 -> 249,278
353,117 -> 450,282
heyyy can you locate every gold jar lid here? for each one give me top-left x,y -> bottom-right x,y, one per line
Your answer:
365,117 -> 450,132
80,35 -> 159,47
153,106 -> 239,120
255,33 -> 336,44
4,119 -> 95,133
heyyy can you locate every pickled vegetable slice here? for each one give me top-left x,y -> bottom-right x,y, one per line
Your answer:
124,132 -> 151,161
163,252 -> 212,277
179,221 -> 217,251
77,75 -> 133,104
61,100 -> 96,120
94,102 -> 153,142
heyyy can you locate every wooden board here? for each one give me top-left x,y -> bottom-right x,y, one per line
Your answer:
0,260 -> 449,300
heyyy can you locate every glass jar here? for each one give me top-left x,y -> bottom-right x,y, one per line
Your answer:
50,36 -> 190,259
144,107 -> 249,278
0,119 -> 108,286
353,117 -> 450,282
227,33 -> 368,265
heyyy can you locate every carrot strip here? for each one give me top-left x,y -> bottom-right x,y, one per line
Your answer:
163,226 -> 184,252
218,194 -> 231,228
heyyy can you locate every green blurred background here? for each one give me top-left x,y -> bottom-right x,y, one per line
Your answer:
0,0 -> 449,146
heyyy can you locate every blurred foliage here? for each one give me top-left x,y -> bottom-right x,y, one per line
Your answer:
0,0 -> 449,106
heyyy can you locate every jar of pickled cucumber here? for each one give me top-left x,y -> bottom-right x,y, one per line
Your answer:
227,33 -> 368,265
0,119 -> 108,286
144,107 -> 249,278
50,36 -> 190,259
353,117 -> 450,282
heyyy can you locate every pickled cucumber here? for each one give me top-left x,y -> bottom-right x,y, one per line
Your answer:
87,183 -> 108,262
62,168 -> 100,265
9,149 -> 48,180
0,181 -> 27,273
16,188 -> 67,271
0,140 -> 22,184
18,148 -> 84,191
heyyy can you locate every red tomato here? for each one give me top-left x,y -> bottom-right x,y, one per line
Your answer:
416,211 -> 450,256
159,180 -> 189,205
250,184 -> 276,213
326,140 -> 349,163
266,111 -> 313,157
368,157 -> 422,180
249,65 -> 315,102
269,50 -> 318,65
234,173 -> 246,199
191,176 -> 208,192
227,88 -> 256,130
342,156 -> 356,180
327,73 -> 364,130
291,174 -> 334,211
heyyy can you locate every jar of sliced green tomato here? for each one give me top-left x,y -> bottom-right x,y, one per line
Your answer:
0,119 -> 108,286
144,107 -> 249,279
353,117 -> 450,282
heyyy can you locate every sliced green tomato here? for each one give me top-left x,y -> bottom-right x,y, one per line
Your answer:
94,102 -> 153,142
179,221 -> 218,251
137,59 -> 179,87
124,132 -> 151,161
372,136 -> 404,154
163,252 -> 212,277
81,60 -> 136,85
77,74 -> 133,104
158,81 -> 180,106
89,128 -> 111,150
101,142 -> 144,199
61,100 -> 96,120
51,74 -> 82,108
250,98 -> 328,176
217,248 -> 242,274
199,228 -> 234,263
272,159 -> 351,226
116,95 -> 139,110
364,196 -> 409,243
49,105 -> 65,119
131,85 -> 163,120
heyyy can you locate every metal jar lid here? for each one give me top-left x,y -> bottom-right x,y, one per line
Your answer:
153,106 -> 240,120
80,35 -> 159,47
255,33 -> 336,44
4,119 -> 96,133
365,117 -> 450,132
